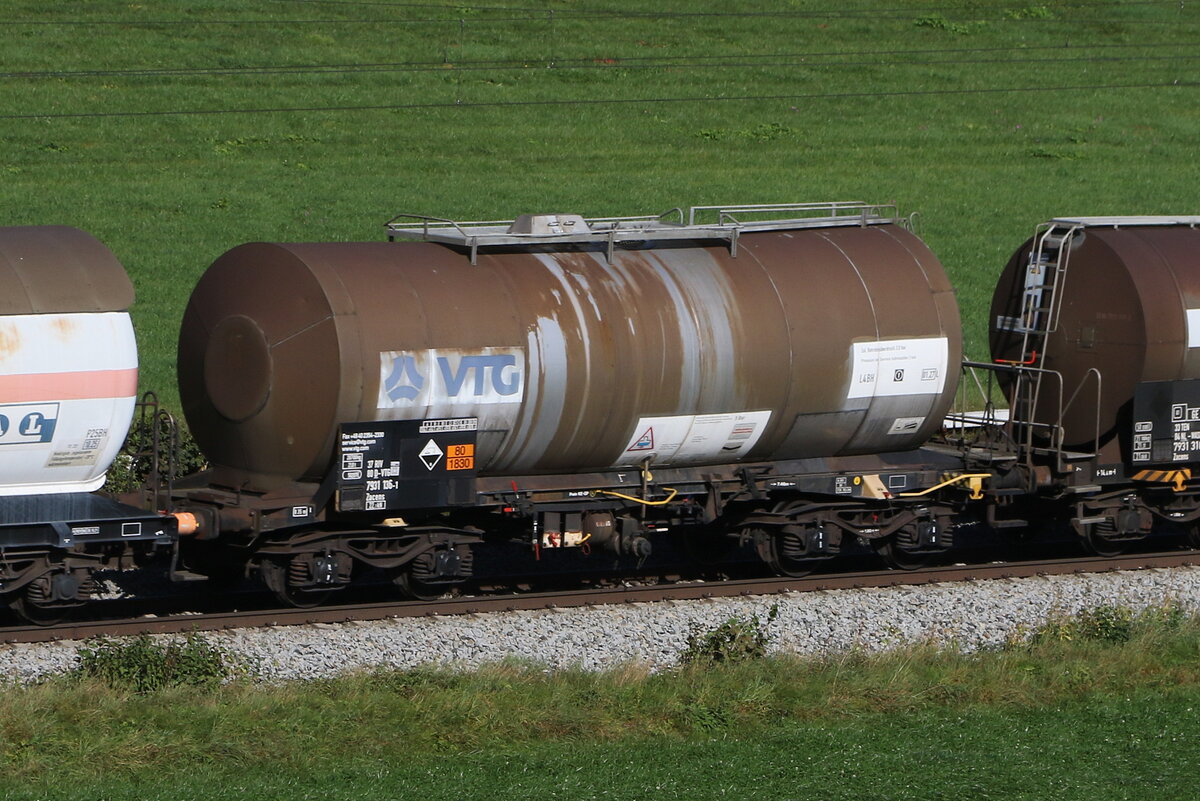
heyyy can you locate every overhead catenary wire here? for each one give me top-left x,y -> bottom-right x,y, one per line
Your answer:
271,0 -> 1180,9
0,79 -> 1193,121
3,42 -> 1200,81
0,17 -> 1191,27
0,3 -> 1194,26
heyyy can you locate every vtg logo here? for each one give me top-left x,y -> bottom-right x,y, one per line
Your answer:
383,355 -> 426,402
378,347 -> 525,408
0,403 -> 59,446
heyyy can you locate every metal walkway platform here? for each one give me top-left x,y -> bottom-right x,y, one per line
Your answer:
1049,215 -> 1200,228
385,202 -> 900,263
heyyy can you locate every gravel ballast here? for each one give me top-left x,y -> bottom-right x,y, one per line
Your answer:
3,566 -> 1199,684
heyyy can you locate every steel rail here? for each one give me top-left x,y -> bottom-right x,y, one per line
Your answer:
3,551 -> 1198,645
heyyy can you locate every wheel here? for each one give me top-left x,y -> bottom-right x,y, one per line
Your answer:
1078,525 -> 1128,557
9,591 -> 75,626
392,547 -> 468,601
872,536 -> 933,570
260,558 -> 333,608
392,567 -> 446,601
7,570 -> 90,626
760,529 -> 818,577
755,500 -> 834,578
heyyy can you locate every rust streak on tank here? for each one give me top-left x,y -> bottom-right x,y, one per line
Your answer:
0,325 -> 21,361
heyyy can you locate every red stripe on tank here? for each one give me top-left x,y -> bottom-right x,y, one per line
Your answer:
0,368 -> 138,402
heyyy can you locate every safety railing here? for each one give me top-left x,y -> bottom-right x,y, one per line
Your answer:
944,361 -> 1102,483
385,201 -> 900,263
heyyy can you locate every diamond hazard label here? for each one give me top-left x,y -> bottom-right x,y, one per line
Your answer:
627,427 -> 655,451
616,411 -> 772,467
419,439 -> 444,471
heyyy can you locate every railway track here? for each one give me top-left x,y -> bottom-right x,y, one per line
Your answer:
3,550 -> 1197,645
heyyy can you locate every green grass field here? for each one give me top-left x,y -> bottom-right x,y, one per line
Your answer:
2,0 -> 1197,407
3,692 -> 1198,800
3,607 -> 1200,800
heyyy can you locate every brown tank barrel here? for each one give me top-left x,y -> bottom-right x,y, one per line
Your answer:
0,226 -> 133,314
180,223 -> 961,490
989,219 -> 1200,449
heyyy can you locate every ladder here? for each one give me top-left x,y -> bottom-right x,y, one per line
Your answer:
995,216 -> 1200,474
1005,221 -> 1082,461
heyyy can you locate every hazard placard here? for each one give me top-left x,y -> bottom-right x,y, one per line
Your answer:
419,439 -> 444,471
446,442 -> 475,470
336,418 -> 478,512
615,411 -> 772,467
627,427 -> 655,452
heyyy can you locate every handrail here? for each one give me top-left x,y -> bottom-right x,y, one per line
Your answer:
385,202 -> 900,263
687,201 -> 897,226
947,360 -> 1102,481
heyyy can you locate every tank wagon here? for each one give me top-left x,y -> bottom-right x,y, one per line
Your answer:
172,203 -> 974,602
10,207 -> 1200,621
986,216 -> 1200,555
0,226 -> 176,622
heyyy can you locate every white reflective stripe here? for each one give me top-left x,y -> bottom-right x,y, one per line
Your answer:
1188,309 -> 1200,348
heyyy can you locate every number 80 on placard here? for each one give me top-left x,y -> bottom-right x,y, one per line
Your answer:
447,443 -> 474,471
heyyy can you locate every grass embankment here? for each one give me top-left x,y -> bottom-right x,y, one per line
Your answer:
2,1 -> 1198,407
2,606 -> 1199,799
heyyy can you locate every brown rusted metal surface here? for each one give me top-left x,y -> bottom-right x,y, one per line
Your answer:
0,226 -> 133,315
180,225 -> 961,491
991,225 -> 1200,449
3,551 -> 1196,644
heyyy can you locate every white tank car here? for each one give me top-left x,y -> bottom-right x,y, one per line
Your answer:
0,226 -> 138,495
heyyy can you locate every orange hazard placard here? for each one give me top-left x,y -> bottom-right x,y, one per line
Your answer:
446,443 -> 475,471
